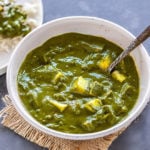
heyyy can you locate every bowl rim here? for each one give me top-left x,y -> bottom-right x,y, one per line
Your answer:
7,16 -> 150,140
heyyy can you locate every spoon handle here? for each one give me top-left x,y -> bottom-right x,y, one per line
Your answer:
108,25 -> 150,73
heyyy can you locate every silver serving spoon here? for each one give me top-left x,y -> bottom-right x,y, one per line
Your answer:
108,25 -> 150,73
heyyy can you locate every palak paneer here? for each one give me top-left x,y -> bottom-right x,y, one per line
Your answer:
17,33 -> 139,133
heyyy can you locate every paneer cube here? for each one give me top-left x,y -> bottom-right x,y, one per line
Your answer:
97,55 -> 111,71
52,72 -> 64,84
112,70 -> 126,82
71,76 -> 89,95
84,98 -> 102,112
49,99 -> 68,112
0,5 -> 3,12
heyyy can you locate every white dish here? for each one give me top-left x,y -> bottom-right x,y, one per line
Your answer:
7,16 -> 150,140
0,0 -> 43,75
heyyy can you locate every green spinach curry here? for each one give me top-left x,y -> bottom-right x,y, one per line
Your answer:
0,1 -> 31,38
17,33 -> 139,133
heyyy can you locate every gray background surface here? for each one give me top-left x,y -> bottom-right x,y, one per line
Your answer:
0,0 -> 150,149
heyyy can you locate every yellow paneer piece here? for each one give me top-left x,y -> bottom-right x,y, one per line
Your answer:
0,5 -> 3,11
112,70 -> 126,82
97,55 -> 111,71
52,72 -> 63,84
49,99 -> 68,112
84,98 -> 102,112
71,76 -> 89,94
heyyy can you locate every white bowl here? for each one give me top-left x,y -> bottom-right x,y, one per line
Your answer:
7,16 -> 150,140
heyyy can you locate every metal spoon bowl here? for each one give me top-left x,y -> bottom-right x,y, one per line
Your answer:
108,25 -> 150,73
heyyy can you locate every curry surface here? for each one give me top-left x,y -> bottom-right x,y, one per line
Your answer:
17,33 -> 139,133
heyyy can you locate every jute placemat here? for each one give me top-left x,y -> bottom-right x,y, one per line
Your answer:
0,95 -> 125,150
